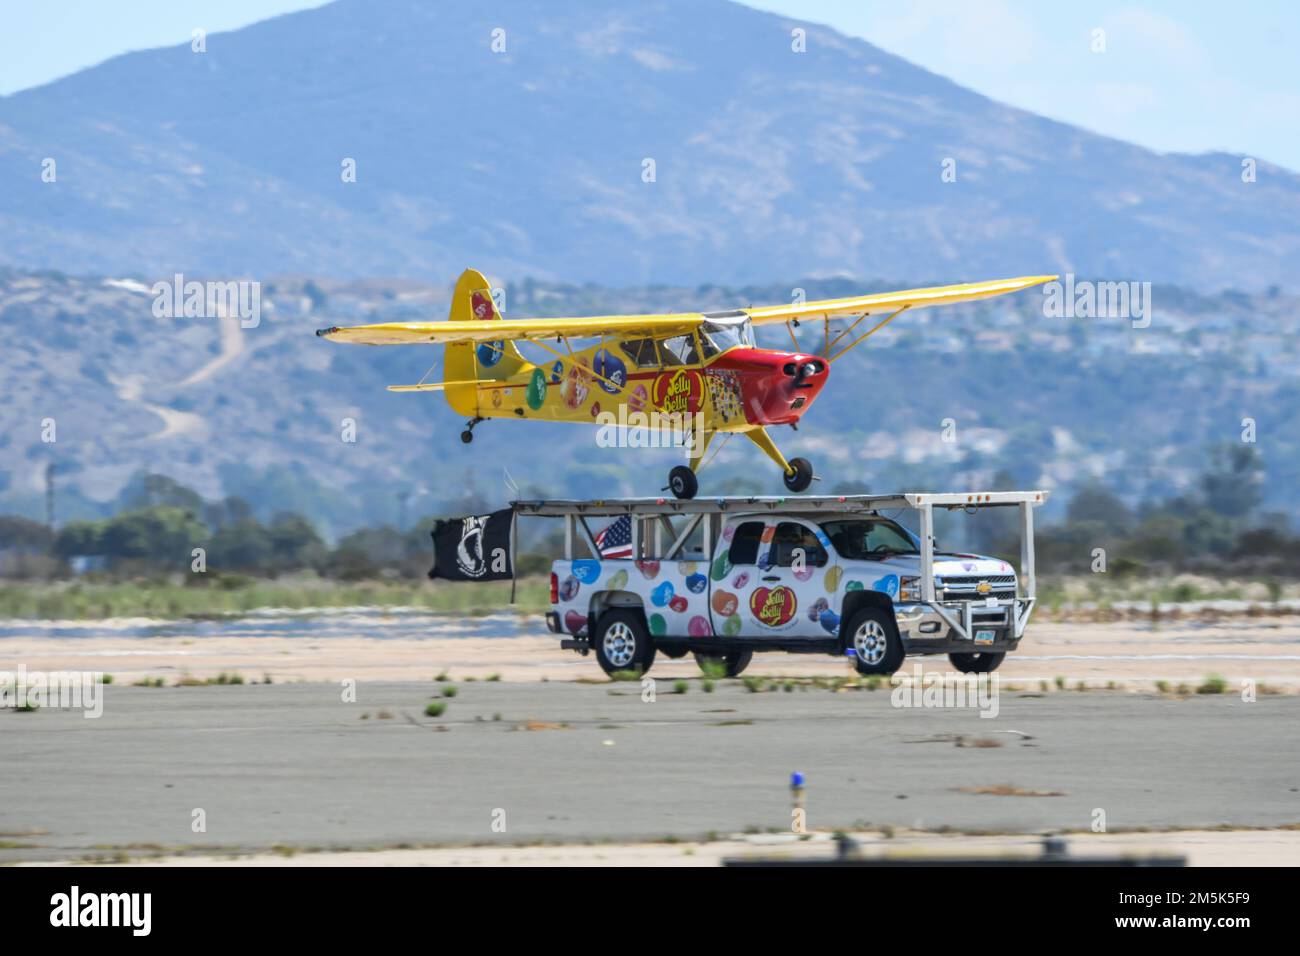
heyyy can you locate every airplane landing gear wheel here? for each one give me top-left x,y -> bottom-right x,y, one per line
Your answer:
461,417 -> 484,444
783,457 -> 814,493
668,466 -> 698,500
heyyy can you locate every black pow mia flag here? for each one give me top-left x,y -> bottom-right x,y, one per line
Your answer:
429,508 -> 514,581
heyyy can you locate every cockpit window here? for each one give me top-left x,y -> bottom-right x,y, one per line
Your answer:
620,338 -> 660,368
697,319 -> 754,359
658,333 -> 700,366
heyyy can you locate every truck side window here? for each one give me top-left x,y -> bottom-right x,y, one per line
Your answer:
772,522 -> 828,567
728,521 -> 764,566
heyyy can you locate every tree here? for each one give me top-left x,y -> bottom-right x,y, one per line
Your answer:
208,518 -> 274,573
119,473 -> 205,513
0,516 -> 54,553
327,527 -> 406,579
1067,485 -> 1133,531
1199,444 -> 1263,519
53,520 -> 102,558
99,507 -> 210,570
268,513 -> 327,570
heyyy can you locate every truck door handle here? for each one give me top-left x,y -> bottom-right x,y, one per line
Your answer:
761,575 -> 780,582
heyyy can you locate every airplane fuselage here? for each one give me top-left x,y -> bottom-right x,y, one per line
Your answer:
462,336 -> 828,435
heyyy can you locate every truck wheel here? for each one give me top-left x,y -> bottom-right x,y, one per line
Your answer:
593,609 -> 656,677
948,651 -> 1005,674
693,650 -> 753,678
846,607 -> 904,675
783,457 -> 814,493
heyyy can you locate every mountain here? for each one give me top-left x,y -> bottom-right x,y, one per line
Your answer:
1,0 -> 1298,290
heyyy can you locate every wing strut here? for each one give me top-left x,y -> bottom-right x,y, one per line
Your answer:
826,306 -> 910,363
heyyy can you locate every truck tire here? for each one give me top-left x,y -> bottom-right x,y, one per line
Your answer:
845,606 -> 904,675
593,609 -> 656,677
693,649 -> 753,678
948,651 -> 1005,674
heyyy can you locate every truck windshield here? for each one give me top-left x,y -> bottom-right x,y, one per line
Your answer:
819,518 -> 919,559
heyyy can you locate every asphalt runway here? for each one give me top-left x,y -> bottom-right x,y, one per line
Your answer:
2,681 -> 1298,862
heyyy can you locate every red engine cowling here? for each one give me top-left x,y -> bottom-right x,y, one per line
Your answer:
710,349 -> 829,426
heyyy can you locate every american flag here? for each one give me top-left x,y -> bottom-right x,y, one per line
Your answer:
594,514 -> 633,558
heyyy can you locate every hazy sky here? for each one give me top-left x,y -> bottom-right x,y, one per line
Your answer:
3,0 -> 1296,170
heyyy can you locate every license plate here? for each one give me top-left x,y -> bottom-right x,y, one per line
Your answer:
974,629 -> 996,645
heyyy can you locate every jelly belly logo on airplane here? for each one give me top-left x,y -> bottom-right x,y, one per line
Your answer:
750,585 -> 797,628
652,369 -> 703,415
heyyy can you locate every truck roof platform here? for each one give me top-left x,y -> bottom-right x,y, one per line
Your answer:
512,490 -> 1048,517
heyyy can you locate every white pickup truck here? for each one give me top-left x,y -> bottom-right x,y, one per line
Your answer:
517,492 -> 1047,678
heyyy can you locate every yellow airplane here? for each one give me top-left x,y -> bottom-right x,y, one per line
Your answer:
317,269 -> 1054,498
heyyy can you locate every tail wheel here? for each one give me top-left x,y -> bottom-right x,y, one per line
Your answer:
948,651 -> 1005,674
693,649 -> 753,678
846,606 -> 904,675
668,465 -> 698,500
593,609 -> 656,677
783,457 -> 814,493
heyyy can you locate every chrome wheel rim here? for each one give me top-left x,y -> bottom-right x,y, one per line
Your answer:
854,620 -> 888,664
603,621 -> 636,667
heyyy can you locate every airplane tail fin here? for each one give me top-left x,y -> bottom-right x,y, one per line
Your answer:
443,268 -> 525,417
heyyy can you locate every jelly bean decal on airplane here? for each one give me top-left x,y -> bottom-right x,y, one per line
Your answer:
319,267 -> 1054,498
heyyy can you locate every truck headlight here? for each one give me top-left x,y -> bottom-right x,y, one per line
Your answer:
899,576 -> 921,602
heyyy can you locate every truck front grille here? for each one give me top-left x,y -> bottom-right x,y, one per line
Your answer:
938,574 -> 1017,601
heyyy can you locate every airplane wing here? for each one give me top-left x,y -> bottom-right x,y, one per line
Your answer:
316,275 -> 1056,345
316,314 -> 703,345
743,275 -> 1057,325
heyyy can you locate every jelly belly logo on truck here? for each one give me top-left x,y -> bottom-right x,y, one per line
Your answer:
652,369 -> 703,415
750,585 -> 797,627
